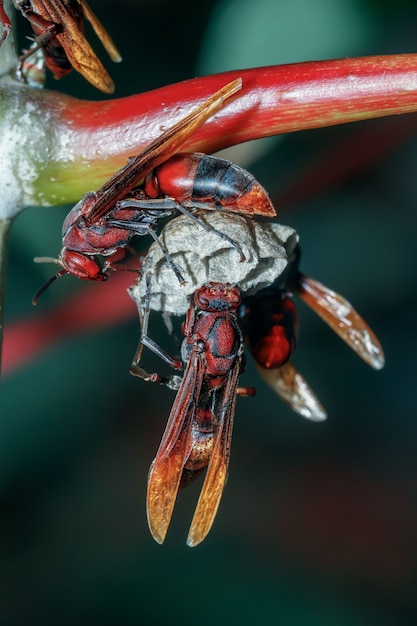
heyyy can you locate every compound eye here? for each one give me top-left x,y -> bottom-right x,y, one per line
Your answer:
75,215 -> 87,229
61,250 -> 106,281
194,287 -> 209,309
196,339 -> 205,352
229,286 -> 241,307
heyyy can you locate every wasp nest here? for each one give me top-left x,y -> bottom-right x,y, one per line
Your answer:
129,212 -> 298,315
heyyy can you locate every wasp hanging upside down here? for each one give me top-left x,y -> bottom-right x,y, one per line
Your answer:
136,282 -> 254,547
128,214 -> 385,546
0,0 -> 121,92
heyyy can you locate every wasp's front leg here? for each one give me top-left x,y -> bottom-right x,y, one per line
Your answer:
17,9 -> 59,61
129,333 -> 183,390
129,273 -> 183,388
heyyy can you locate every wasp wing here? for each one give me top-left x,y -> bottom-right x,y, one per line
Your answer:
186,355 -> 242,547
147,348 -> 205,544
80,0 -> 122,62
36,0 -> 115,93
297,273 -> 385,370
57,16 -> 115,93
85,78 -> 242,222
255,360 -> 327,421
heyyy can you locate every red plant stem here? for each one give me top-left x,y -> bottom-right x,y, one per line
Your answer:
5,55 -> 417,374
33,54 -> 417,204
6,67 -> 417,376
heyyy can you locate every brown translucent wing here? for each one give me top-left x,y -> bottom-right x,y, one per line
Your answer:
37,0 -> 115,93
255,361 -> 327,421
297,273 -> 385,370
186,356 -> 242,547
147,349 -> 205,544
87,77 -> 242,222
61,32 -> 115,94
80,0 -> 122,62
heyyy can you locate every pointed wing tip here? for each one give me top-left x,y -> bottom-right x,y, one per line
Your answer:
216,77 -> 242,102
368,351 -> 385,370
229,77 -> 242,92
370,359 -> 385,371
99,79 -> 115,94
186,532 -> 205,548
111,53 -> 123,64
146,497 -> 174,546
151,534 -> 165,545
147,520 -> 168,545
303,409 -> 328,422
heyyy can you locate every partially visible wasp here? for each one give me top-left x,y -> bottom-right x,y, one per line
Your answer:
239,253 -> 385,419
132,281 -> 254,547
0,0 -> 121,93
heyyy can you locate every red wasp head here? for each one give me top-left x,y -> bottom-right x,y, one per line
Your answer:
59,249 -> 107,281
194,283 -> 241,312
32,250 -> 107,305
32,191 -> 118,304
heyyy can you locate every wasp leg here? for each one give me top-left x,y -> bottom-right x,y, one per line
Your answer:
175,203 -> 246,262
130,273 -> 183,388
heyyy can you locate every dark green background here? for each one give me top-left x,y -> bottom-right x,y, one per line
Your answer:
2,1 -> 417,624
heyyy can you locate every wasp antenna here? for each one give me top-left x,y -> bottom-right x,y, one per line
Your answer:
33,256 -> 62,265
32,270 -> 68,306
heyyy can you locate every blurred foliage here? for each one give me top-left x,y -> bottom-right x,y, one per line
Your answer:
2,0 -> 417,624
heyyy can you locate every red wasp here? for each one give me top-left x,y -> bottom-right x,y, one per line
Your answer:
0,0 -> 121,93
132,281 -> 254,547
240,253 -> 384,419
32,77 -> 277,302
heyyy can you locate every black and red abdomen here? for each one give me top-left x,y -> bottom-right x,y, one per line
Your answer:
241,294 -> 298,369
43,47 -> 72,78
143,153 -> 276,217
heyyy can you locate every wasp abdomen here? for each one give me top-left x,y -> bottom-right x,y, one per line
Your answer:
145,153 -> 276,217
